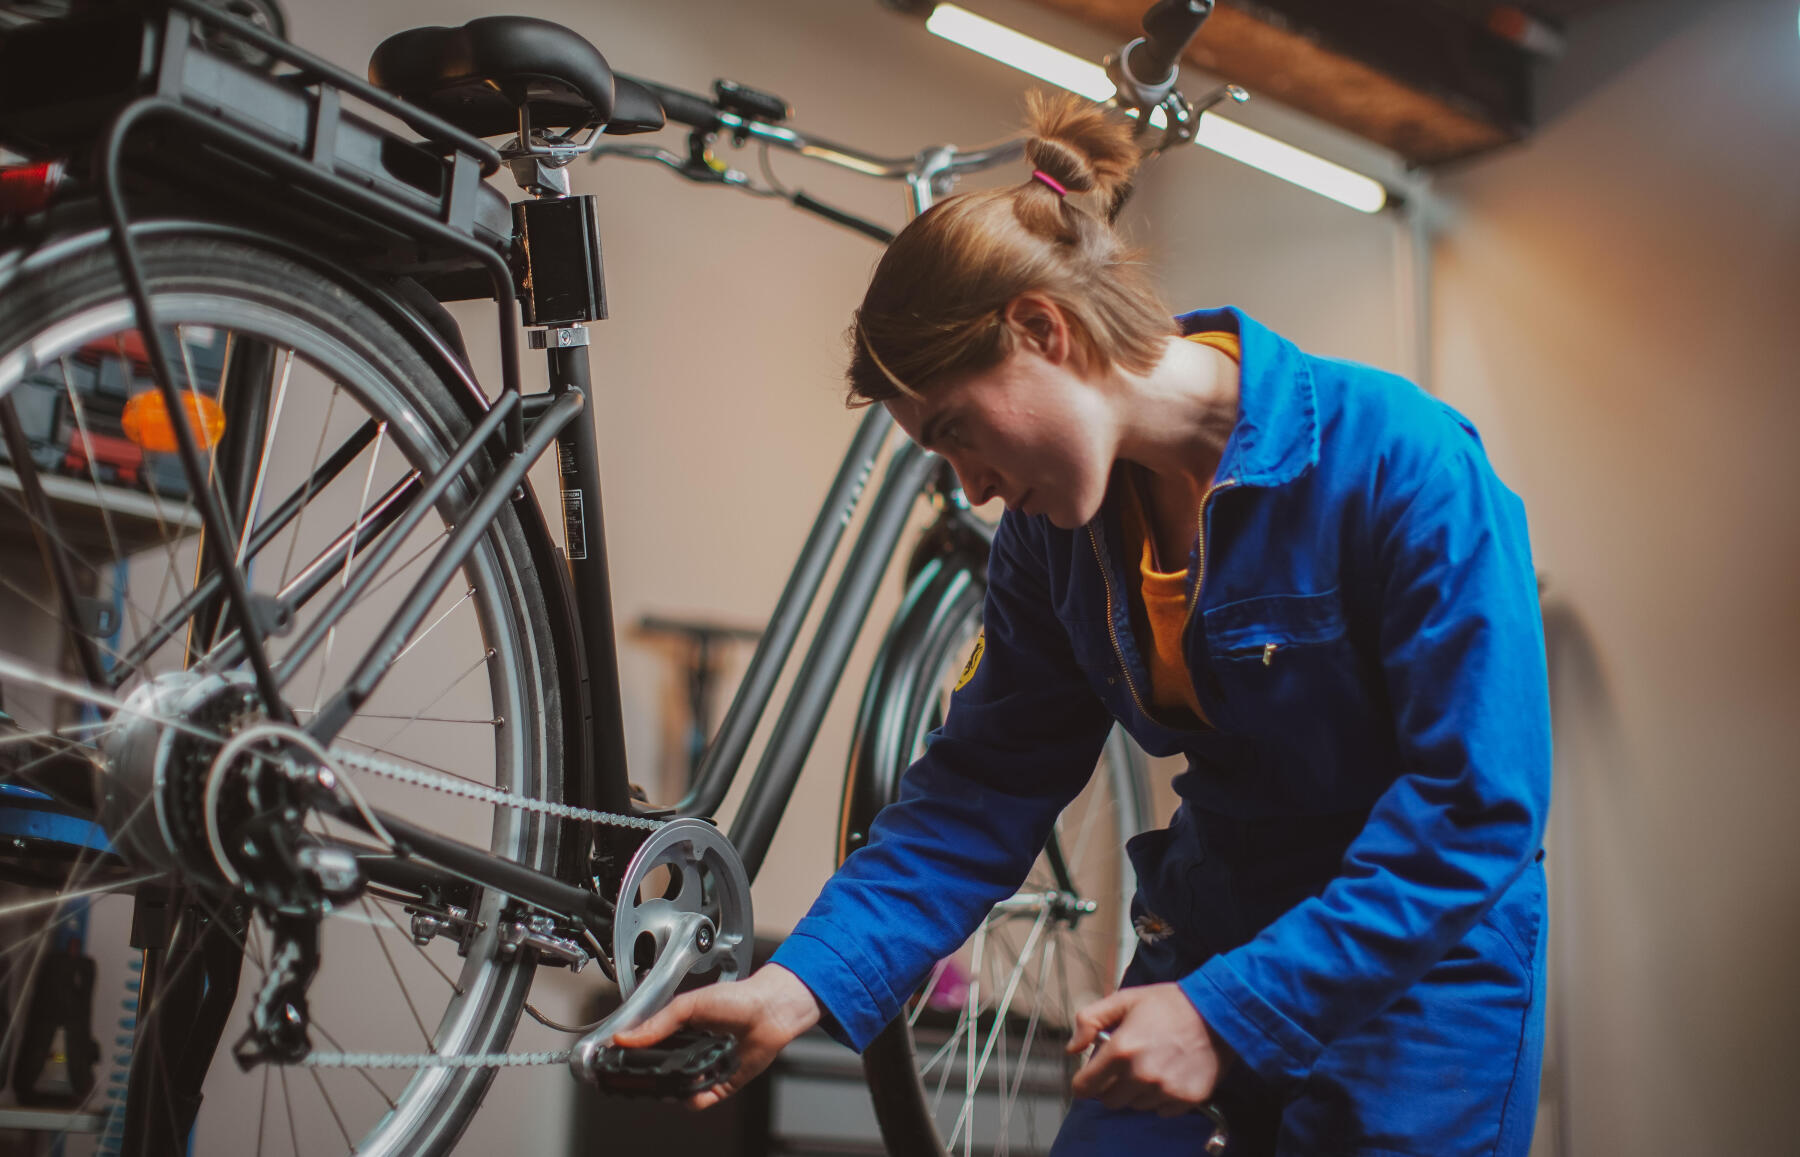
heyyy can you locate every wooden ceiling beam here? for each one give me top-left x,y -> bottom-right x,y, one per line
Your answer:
1022,0 -> 1535,166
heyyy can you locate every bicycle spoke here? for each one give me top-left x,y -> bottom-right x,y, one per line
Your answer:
256,1062 -> 271,1157
967,907 -> 1050,1100
308,1065 -> 357,1151
234,348 -> 293,567
311,1021 -> 400,1111
996,937 -> 1057,1150
111,419 -> 384,684
0,651 -> 220,741
0,559 -> 144,678
0,872 -> 161,921
118,353 -> 199,636
311,420 -> 387,713
366,892 -> 465,995
910,954 -> 957,1030
279,384 -> 342,592
279,1065 -> 301,1157
328,733 -> 494,793
53,353 -> 160,652
390,585 -> 476,667
206,470 -> 423,674
360,895 -> 435,1048
350,647 -> 496,766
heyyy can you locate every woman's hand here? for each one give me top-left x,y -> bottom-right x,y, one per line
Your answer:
610,963 -> 823,1110
1065,983 -> 1233,1117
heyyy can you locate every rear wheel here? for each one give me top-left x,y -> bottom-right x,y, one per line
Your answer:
0,234 -> 565,1155
842,559 -> 1150,1157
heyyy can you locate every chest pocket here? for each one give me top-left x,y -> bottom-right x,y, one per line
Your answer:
1201,589 -> 1367,779
1205,588 -> 1347,661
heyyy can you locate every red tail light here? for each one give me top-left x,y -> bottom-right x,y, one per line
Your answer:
0,160 -> 64,216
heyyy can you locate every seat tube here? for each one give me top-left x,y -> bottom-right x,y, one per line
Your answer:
542,328 -> 635,814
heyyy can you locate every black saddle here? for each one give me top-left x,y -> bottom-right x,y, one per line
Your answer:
368,15 -> 664,140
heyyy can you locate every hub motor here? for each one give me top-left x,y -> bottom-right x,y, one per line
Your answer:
100,672 -> 362,912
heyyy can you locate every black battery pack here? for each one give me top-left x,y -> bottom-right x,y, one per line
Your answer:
590,1029 -> 739,1100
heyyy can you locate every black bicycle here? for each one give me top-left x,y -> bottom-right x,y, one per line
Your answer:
0,2 -> 1228,1153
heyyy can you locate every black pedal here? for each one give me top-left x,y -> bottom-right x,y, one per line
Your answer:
590,1029 -> 738,1100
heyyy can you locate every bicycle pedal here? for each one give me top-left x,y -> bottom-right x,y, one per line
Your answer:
588,1029 -> 737,1100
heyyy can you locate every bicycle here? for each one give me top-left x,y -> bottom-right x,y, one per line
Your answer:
0,2 -> 1229,1153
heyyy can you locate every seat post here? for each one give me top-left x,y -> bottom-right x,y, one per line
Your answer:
502,106 -> 630,813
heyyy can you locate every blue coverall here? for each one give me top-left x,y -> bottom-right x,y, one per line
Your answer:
770,307 -> 1552,1156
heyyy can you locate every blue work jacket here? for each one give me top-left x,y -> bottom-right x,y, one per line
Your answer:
770,307 -> 1552,1105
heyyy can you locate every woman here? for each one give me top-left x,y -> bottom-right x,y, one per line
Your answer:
617,91 -> 1551,1156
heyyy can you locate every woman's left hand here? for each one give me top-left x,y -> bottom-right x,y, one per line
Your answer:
1066,983 -> 1234,1116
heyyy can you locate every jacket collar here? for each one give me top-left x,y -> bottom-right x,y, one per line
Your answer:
1174,306 -> 1319,488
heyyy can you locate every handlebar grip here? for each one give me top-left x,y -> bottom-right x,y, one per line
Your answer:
624,75 -> 721,132
1129,0 -> 1213,86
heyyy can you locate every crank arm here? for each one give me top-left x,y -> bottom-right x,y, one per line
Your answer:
568,909 -> 723,1081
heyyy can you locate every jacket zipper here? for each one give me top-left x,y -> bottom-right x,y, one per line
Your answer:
1087,475 -> 1236,726
1181,478 -> 1237,705
1087,526 -> 1155,721
1185,478 -> 1237,624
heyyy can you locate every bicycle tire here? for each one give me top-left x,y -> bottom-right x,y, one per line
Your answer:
0,231 -> 564,1156
841,555 -> 1150,1157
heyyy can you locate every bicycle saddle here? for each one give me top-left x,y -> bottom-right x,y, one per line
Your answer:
369,16 -> 662,139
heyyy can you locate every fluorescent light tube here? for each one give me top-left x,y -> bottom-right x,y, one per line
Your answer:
924,3 -> 1387,213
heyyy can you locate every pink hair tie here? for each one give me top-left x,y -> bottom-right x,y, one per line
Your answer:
1031,169 -> 1069,197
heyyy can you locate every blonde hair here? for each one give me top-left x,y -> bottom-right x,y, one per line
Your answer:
846,89 -> 1174,406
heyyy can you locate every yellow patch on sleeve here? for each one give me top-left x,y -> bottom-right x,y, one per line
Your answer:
954,630 -> 985,692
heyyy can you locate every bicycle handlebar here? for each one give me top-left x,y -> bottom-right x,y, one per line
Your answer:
1127,0 -> 1213,94
618,73 -> 1024,184
598,0 -> 1221,240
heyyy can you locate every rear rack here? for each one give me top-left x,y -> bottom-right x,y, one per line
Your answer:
0,0 -> 516,273
0,0 -> 525,429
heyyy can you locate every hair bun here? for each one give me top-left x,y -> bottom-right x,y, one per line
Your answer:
1021,89 -> 1141,221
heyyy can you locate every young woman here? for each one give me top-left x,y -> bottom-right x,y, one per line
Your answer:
617,91 -> 1551,1157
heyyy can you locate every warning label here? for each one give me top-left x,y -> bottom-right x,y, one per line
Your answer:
561,489 -> 587,560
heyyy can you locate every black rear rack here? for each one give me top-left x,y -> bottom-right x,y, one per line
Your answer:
0,0 -> 526,431
0,0 -> 515,277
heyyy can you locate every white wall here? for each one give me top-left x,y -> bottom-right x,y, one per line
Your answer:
1432,3 -> 1800,1153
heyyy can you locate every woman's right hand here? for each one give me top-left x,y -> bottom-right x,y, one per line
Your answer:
609,963 -> 823,1110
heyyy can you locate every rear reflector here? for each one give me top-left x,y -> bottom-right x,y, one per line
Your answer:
0,160 -> 64,216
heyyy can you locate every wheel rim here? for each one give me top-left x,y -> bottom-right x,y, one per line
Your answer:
864,577 -> 1147,1156
0,257 -> 556,1156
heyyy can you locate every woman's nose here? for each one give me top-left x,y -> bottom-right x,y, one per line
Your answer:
949,459 -> 998,505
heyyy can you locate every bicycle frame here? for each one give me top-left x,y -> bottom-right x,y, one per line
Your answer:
0,0 -> 1010,940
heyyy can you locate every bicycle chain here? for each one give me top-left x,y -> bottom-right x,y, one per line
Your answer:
329,746 -> 663,831
293,747 -> 659,1072
298,1050 -> 573,1070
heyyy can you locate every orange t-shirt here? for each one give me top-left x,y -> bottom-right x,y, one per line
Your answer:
1116,331 -> 1240,723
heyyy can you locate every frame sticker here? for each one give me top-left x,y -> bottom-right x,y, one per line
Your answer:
561,489 -> 587,560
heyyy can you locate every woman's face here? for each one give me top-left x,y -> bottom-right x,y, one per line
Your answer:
885,342 -> 1117,530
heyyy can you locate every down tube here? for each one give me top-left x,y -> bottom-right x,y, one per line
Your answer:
726,440 -> 939,880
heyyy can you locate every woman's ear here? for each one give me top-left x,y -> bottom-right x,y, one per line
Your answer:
1002,294 -> 1073,365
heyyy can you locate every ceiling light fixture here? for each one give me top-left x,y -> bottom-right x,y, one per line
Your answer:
924,3 -> 1388,213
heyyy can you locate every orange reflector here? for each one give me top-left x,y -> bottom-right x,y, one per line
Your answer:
122,390 -> 226,453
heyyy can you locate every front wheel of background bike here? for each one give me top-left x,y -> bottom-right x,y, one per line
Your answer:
0,233 -> 566,1156
841,558 -> 1151,1157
